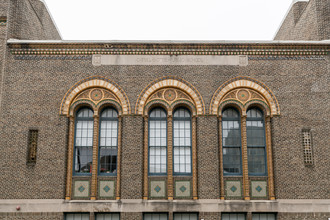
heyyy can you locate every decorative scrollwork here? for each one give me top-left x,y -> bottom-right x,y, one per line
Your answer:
144,88 -> 196,115
72,88 -> 119,107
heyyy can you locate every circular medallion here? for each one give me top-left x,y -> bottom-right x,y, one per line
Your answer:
90,89 -> 103,101
164,89 -> 176,102
237,89 -> 250,102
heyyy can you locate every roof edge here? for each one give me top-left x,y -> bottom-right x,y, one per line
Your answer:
7,39 -> 330,45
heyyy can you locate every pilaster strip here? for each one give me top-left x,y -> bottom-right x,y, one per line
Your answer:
192,116 -> 198,200
266,117 -> 276,200
65,116 -> 75,200
90,115 -> 100,200
167,115 -> 173,200
218,116 -> 225,200
143,116 -> 149,200
241,116 -> 250,200
116,116 -> 122,200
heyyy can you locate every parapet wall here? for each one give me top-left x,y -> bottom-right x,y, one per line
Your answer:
274,0 -> 329,41
7,0 -> 61,40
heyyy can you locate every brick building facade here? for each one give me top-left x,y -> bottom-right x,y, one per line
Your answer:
0,0 -> 329,219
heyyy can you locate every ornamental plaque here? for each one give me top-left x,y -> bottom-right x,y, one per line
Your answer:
92,55 -> 248,66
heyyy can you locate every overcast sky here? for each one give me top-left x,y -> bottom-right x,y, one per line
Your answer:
43,0 -> 295,41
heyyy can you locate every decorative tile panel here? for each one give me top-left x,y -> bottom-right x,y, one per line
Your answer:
225,180 -> 242,198
99,180 -> 115,199
150,180 -> 166,198
175,180 -> 191,198
73,180 -> 90,198
251,180 -> 267,198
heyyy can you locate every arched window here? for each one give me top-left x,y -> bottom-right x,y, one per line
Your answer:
222,108 -> 242,175
74,108 -> 94,175
173,108 -> 192,175
149,108 -> 167,175
99,108 -> 118,175
247,108 -> 267,175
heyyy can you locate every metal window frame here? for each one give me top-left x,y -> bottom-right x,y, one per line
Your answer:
73,108 -> 94,176
148,107 -> 168,176
222,108 -> 243,176
173,107 -> 192,176
98,108 -> 119,176
246,107 -> 268,176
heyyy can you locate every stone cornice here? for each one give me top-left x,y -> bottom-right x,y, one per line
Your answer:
7,41 -> 329,56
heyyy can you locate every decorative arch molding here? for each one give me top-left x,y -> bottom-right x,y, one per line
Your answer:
60,76 -> 130,116
135,77 -> 205,115
210,77 -> 280,116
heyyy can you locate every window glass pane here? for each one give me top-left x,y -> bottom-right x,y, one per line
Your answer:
173,108 -> 192,175
252,213 -> 276,220
222,108 -> 241,175
75,146 -> 93,173
222,214 -> 246,220
99,109 -> 118,175
77,108 -> 93,118
173,146 -> 191,174
174,213 -> 198,220
150,109 -> 166,118
223,147 -> 241,174
174,108 -> 191,118
144,213 -> 167,220
247,108 -> 266,175
96,213 -> 120,220
248,148 -> 266,174
149,109 -> 167,174
66,213 -> 90,220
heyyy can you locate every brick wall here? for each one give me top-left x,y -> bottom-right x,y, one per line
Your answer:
0,53 -> 328,200
197,116 -> 220,199
7,0 -> 61,40
0,213 -> 63,220
274,0 -> 330,40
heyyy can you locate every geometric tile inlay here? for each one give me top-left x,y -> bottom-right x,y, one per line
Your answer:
103,185 -> 111,193
230,185 -> 237,193
154,185 -> 161,193
180,185 -> 187,193
99,180 -> 115,198
175,181 -> 191,198
251,181 -> 267,198
74,180 -> 89,198
78,185 -> 85,192
225,180 -> 242,198
150,181 -> 166,198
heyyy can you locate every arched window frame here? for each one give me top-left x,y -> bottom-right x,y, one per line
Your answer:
173,107 -> 192,176
148,107 -> 168,176
63,81 -> 128,201
213,78 -> 278,200
246,107 -> 267,176
98,107 -> 119,176
73,107 -> 94,176
222,107 -> 243,176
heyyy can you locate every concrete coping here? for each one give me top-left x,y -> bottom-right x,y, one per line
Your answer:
6,39 -> 330,45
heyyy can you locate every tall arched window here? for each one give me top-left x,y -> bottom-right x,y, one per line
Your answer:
247,108 -> 267,175
149,108 -> 167,175
222,108 -> 242,175
173,108 -> 192,175
99,108 -> 118,175
74,108 -> 94,175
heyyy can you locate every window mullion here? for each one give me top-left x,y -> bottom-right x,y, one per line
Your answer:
241,115 -> 250,200
167,115 -> 173,200
90,115 -> 99,200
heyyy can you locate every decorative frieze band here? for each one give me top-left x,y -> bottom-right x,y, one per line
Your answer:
9,42 -> 328,57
